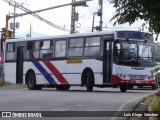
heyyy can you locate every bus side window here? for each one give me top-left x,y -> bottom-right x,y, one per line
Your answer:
84,37 -> 100,56
68,38 -> 83,57
27,42 -> 34,59
28,51 -> 35,59
33,41 -> 39,58
55,40 -> 66,57
6,43 -> 15,60
27,42 -> 40,59
40,40 -> 52,58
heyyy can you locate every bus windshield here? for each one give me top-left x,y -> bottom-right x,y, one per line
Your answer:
114,40 -> 154,67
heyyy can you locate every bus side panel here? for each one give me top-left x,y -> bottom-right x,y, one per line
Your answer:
65,60 -> 83,84
43,60 -> 67,85
83,59 -> 103,85
24,61 -> 67,85
24,59 -> 103,85
23,62 -> 49,85
4,62 -> 16,83
66,59 -> 103,85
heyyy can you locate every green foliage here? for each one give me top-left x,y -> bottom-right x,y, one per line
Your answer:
155,44 -> 160,62
109,0 -> 160,35
151,96 -> 160,114
0,80 -> 3,86
151,66 -> 160,74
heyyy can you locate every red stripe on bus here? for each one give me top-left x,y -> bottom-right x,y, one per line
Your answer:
43,60 -> 69,85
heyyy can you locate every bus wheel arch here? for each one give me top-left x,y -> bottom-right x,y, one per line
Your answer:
81,68 -> 95,91
25,69 -> 42,90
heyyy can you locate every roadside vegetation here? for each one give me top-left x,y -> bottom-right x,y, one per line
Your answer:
109,0 -> 160,39
151,96 -> 160,115
5,82 -> 27,89
0,80 -> 3,86
0,81 -> 27,89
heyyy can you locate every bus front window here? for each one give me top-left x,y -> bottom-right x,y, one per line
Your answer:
114,40 -> 154,67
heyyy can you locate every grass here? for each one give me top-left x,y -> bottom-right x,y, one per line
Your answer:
0,80 -> 3,86
151,96 -> 160,113
144,95 -> 153,103
0,80 -> 27,89
150,93 -> 160,120
6,82 -> 27,89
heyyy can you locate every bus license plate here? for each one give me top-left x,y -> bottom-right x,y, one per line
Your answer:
136,80 -> 140,83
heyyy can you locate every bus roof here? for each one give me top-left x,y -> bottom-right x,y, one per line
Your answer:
5,30 -> 151,43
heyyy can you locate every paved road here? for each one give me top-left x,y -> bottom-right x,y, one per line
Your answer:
0,86 -> 158,120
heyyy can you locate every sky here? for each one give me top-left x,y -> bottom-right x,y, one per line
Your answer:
0,0 -> 147,38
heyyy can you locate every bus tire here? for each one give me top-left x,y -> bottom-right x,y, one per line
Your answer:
137,85 -> 143,88
152,83 -> 158,90
127,85 -> 133,89
56,85 -> 70,91
85,71 -> 94,91
119,85 -> 127,92
26,72 -> 42,90
113,85 -> 118,88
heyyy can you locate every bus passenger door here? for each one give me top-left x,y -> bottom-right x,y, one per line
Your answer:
103,41 -> 113,84
16,46 -> 24,83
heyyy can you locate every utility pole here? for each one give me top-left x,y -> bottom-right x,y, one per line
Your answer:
99,0 -> 103,31
70,0 -> 86,34
30,23 -> 32,37
70,0 -> 76,34
92,12 -> 96,32
13,4 -> 16,38
4,0 -> 91,41
91,0 -> 103,32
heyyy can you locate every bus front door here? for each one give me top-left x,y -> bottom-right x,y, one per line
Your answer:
103,41 -> 113,84
16,46 -> 24,83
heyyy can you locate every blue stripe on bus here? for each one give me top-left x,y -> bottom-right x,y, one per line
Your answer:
32,61 -> 57,84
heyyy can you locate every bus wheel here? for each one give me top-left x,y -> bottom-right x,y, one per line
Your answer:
113,85 -> 118,88
26,72 -> 42,90
119,85 -> 127,92
152,83 -> 158,90
127,85 -> 133,89
56,85 -> 70,91
86,71 -> 94,91
137,85 -> 143,88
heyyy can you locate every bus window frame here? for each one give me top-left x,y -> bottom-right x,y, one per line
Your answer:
27,41 -> 38,60
84,36 -> 101,57
39,40 -> 53,59
68,37 -> 84,57
55,39 -> 67,58
5,42 -> 16,62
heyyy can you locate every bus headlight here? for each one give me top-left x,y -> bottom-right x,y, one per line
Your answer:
117,74 -> 128,80
117,73 -> 123,78
123,74 -> 126,79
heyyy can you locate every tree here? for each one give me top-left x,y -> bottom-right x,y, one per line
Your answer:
155,43 -> 160,62
109,0 -> 160,38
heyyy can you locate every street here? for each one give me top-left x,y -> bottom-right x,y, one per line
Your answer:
0,86 -> 158,120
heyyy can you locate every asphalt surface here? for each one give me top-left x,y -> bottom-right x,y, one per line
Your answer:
0,86 -> 158,120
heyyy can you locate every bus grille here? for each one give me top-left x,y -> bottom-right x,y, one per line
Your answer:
128,75 -> 147,80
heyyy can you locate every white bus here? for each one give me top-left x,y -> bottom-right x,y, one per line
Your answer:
4,30 -> 157,92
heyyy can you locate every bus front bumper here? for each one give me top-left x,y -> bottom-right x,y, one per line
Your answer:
112,75 -> 156,86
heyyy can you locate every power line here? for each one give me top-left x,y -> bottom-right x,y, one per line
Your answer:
1,0 -> 70,32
